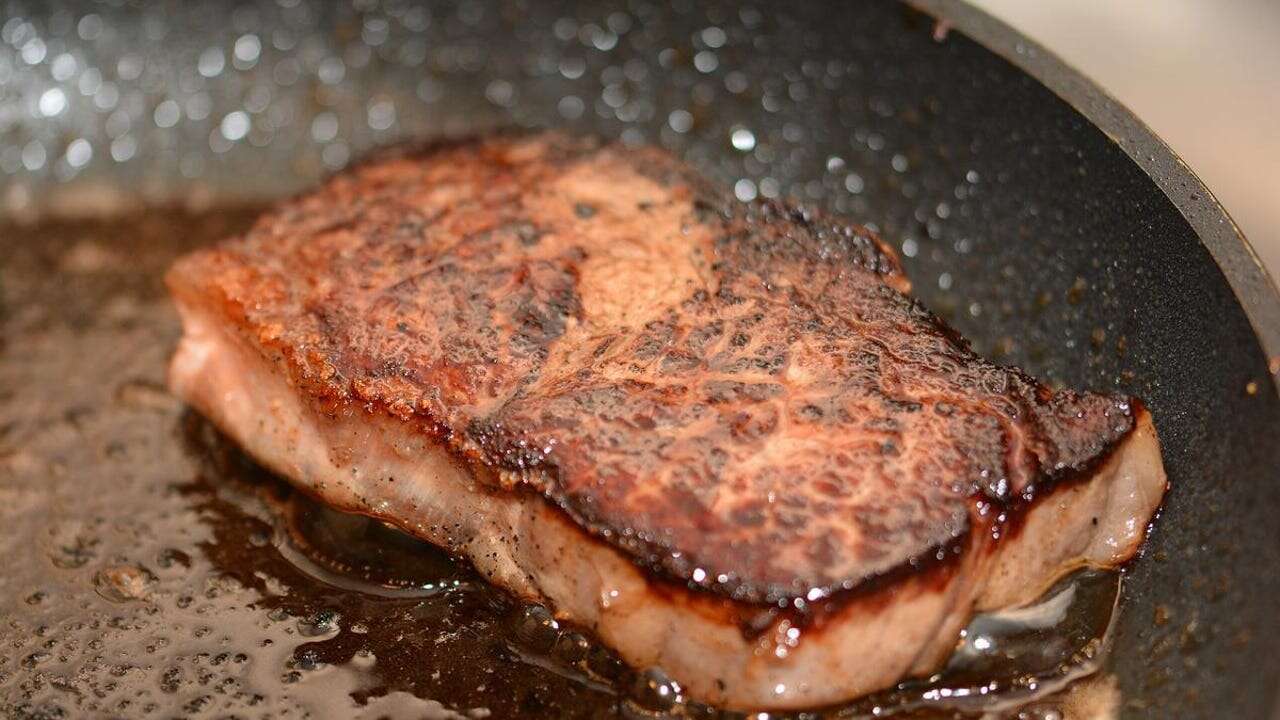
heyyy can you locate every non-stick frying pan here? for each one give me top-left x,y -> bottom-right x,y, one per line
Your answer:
2,2 -> 1277,718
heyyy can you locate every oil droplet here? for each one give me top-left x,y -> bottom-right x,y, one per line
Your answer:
632,667 -> 682,711
94,564 -> 155,602
296,608 -> 341,638
514,605 -> 560,652
730,127 -> 755,152
552,631 -> 591,666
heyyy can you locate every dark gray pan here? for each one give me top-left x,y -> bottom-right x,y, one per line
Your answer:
2,1 -> 1277,717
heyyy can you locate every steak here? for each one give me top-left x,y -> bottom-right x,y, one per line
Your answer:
166,132 -> 1167,710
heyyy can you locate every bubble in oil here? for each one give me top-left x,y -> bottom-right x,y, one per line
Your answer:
296,608 -> 341,638
93,564 -> 156,603
513,604 -> 561,652
631,667 -> 684,712
553,630 -> 592,666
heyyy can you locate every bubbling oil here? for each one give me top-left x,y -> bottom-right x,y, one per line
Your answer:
272,490 -> 1122,719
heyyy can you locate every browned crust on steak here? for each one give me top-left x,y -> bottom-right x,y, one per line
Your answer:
167,132 -> 1136,605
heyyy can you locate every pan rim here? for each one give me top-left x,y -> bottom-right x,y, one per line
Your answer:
908,0 -> 1280,400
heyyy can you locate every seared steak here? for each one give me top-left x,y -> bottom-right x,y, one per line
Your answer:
167,132 -> 1167,709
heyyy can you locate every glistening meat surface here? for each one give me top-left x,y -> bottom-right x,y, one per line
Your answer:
167,132 -> 1168,709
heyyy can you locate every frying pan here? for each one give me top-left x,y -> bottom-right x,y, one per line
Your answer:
2,1 -> 1278,718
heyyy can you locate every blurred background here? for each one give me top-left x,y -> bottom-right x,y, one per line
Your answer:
2,0 -> 1277,284
973,0 -> 1280,279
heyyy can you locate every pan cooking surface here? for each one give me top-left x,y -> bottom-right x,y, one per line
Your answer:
1,2 -> 1278,718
